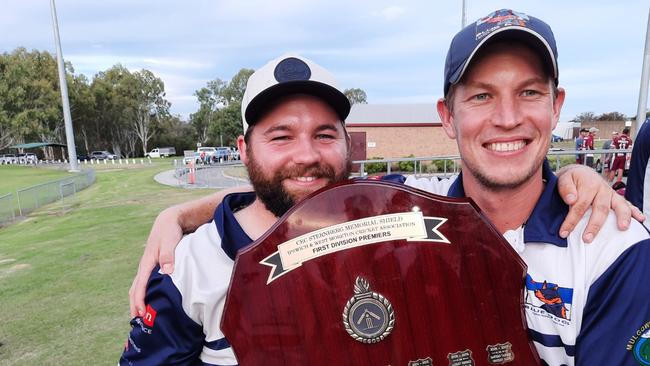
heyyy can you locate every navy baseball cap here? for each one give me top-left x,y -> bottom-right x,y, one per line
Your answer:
443,9 -> 559,96
241,54 -> 351,133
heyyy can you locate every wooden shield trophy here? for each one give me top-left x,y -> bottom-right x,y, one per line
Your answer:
221,180 -> 540,365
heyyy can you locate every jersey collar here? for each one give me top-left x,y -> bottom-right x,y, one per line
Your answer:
213,192 -> 256,260
447,160 -> 568,247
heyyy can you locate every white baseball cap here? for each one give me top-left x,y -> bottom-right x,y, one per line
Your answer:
241,54 -> 351,133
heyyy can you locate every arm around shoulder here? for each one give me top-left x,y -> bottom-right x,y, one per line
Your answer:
129,185 -> 252,318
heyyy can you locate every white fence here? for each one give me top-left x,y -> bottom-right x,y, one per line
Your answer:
76,158 -> 153,166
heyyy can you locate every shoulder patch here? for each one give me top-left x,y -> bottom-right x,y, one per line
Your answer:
627,321 -> 650,365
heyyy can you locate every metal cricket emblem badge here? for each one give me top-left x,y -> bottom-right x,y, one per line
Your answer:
342,277 -> 395,343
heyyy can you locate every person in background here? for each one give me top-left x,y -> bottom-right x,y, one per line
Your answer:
575,128 -> 588,164
584,126 -> 598,168
609,126 -> 634,183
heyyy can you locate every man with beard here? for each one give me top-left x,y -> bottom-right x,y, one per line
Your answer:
119,54 -> 352,365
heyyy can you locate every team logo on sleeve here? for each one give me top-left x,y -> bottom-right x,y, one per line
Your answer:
524,275 -> 573,324
627,321 -> 650,365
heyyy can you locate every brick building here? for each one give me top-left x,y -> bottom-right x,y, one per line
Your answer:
345,103 -> 458,161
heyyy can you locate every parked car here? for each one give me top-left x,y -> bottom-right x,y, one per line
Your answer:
551,134 -> 564,142
146,147 -> 176,158
195,147 -> 217,164
214,147 -> 231,162
76,152 -> 89,161
90,151 -> 118,160
182,150 -> 195,165
0,154 -> 17,164
17,153 -> 37,164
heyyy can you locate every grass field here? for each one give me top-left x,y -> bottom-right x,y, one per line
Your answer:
0,163 -> 210,365
0,166 -> 75,196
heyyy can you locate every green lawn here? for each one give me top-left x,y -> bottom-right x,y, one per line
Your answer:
0,164 -> 210,365
0,166 -> 75,196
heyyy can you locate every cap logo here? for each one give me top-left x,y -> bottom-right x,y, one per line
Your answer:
475,9 -> 529,41
274,57 -> 312,83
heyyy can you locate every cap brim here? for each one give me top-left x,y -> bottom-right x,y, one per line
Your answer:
244,80 -> 351,126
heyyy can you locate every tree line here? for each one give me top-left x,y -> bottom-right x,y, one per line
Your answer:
570,111 -> 650,124
0,48 -> 368,158
570,111 -> 628,123
0,48 -> 184,157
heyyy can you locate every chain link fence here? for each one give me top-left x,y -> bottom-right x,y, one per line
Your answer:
0,170 -> 96,226
0,193 -> 16,223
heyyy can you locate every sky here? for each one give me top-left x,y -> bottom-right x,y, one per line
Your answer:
1,0 -> 649,123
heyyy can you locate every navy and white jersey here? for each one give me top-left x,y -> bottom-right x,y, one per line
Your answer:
119,192 -> 256,366
441,161 -> 650,365
626,120 -> 650,228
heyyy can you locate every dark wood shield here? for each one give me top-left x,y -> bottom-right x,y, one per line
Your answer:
221,179 -> 540,365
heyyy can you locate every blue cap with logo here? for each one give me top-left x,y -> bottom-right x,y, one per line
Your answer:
241,54 -> 350,133
443,9 -> 559,96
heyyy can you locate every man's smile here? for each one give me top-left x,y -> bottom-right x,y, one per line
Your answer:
485,140 -> 528,153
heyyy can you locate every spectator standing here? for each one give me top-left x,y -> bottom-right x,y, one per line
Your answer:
575,128 -> 588,164
584,127 -> 598,168
609,127 -> 633,183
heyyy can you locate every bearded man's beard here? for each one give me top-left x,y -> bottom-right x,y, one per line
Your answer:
247,152 -> 351,217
